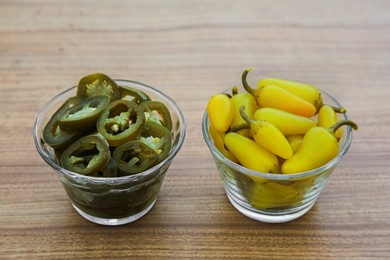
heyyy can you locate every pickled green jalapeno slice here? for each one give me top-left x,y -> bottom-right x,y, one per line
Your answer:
139,101 -> 173,131
61,134 -> 111,175
89,158 -> 118,178
43,96 -> 86,149
140,121 -> 172,163
97,100 -> 145,147
58,95 -> 110,131
113,140 -> 159,176
77,73 -> 119,102
118,85 -> 151,104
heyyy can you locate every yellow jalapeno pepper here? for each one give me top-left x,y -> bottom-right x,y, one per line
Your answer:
254,107 -> 316,135
239,106 -> 293,160
230,89 -> 257,128
281,120 -> 358,174
236,168 -> 316,209
286,135 -> 304,153
229,87 -> 257,136
258,77 -> 347,113
207,93 -> 234,133
258,77 -> 323,111
209,126 -> 238,163
246,180 -> 303,209
242,68 -> 317,117
318,105 -> 344,139
224,132 -> 279,173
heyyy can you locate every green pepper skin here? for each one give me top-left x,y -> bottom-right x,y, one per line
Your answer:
140,101 -> 173,131
43,96 -> 86,149
77,73 -> 119,102
89,158 -> 118,178
58,95 -> 110,131
97,100 -> 145,147
61,134 -> 111,175
118,85 -> 151,104
140,121 -> 172,163
113,140 -> 159,176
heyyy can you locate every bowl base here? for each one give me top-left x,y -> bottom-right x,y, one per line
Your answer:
72,200 -> 157,226
226,193 -> 316,223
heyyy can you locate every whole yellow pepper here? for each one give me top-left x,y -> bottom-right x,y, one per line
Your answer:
258,77 -> 348,113
247,180 -> 303,209
254,107 -> 316,135
282,120 -> 358,174
286,135 -> 304,153
224,132 -> 279,173
242,68 -> 317,117
236,168 -> 316,209
239,106 -> 293,159
208,126 -> 238,163
207,93 -> 234,132
258,77 -> 323,111
318,105 -> 343,139
230,90 -> 257,128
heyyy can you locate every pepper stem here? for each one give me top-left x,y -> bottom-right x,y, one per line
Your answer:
329,119 -> 358,134
232,86 -> 239,95
327,104 -> 347,114
226,106 -> 252,133
241,68 -> 256,96
228,122 -> 250,133
239,105 -> 255,125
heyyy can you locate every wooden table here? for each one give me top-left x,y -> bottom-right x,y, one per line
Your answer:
1,0 -> 389,258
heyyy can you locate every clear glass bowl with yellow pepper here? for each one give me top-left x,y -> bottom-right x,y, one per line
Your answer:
202,70 -> 355,223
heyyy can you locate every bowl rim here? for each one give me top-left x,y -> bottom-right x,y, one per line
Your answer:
202,87 -> 353,181
33,79 -> 186,184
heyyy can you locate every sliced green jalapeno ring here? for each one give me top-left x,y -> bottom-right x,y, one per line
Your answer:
77,73 -> 119,101
58,95 -> 110,131
140,121 -> 172,163
139,101 -> 173,131
97,100 -> 145,147
89,158 -> 118,178
113,140 -> 159,176
118,85 -> 151,104
61,134 -> 111,175
43,96 -> 86,149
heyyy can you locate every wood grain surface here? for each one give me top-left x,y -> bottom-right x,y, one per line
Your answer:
1,0 -> 389,259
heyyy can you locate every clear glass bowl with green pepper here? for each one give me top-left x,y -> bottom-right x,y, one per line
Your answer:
34,79 -> 186,226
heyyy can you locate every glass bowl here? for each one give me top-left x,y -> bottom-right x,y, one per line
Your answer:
202,86 -> 353,223
34,80 -> 186,226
